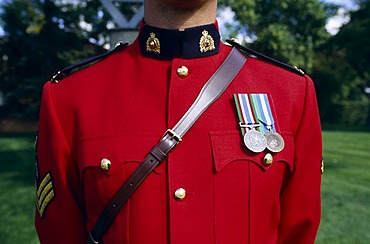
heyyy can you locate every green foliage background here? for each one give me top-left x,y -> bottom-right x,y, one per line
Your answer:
219,0 -> 332,72
0,0 -> 109,120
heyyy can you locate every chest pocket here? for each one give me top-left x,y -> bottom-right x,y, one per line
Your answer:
209,130 -> 294,243
76,134 -> 165,225
210,130 -> 294,172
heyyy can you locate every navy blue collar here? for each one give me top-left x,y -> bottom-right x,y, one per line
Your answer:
138,23 -> 220,60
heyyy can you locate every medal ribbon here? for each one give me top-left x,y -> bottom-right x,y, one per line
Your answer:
249,94 -> 276,134
233,94 -> 259,136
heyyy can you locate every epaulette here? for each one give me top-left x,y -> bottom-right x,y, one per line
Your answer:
226,39 -> 305,76
51,41 -> 129,83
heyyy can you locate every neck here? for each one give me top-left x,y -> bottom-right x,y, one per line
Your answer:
144,0 -> 217,30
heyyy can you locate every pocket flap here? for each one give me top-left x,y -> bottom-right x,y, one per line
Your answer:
77,135 -> 163,176
210,130 -> 294,172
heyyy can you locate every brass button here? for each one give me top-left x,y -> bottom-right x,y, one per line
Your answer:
321,159 -> 325,174
177,66 -> 189,77
174,188 -> 186,201
263,153 -> 273,166
100,158 -> 111,171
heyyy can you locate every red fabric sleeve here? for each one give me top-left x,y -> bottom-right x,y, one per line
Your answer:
278,75 -> 322,243
35,82 -> 87,243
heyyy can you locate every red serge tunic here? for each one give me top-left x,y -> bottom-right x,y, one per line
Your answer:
35,23 -> 322,244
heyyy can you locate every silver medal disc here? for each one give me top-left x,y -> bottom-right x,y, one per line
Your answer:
265,131 -> 285,153
244,130 -> 267,153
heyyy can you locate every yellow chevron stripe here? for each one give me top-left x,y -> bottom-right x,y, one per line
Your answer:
36,181 -> 53,207
36,172 -> 55,218
36,173 -> 51,198
37,190 -> 55,218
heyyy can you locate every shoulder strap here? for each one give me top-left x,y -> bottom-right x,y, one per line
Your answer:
87,48 -> 247,244
51,42 -> 128,83
226,39 -> 305,76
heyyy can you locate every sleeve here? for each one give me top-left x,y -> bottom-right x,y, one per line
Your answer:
35,82 -> 87,243
277,75 -> 322,243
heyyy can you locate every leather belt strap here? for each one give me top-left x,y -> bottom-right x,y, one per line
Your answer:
87,47 -> 247,244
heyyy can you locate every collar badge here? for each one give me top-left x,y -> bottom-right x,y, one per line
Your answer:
199,30 -> 215,53
146,32 -> 160,54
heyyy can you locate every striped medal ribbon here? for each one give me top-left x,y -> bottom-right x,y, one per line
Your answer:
233,94 -> 267,153
249,94 -> 284,153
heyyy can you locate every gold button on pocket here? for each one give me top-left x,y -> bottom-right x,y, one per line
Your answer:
174,188 -> 186,201
100,158 -> 111,171
263,153 -> 273,166
177,66 -> 189,77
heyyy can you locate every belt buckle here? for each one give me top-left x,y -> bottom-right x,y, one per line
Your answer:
162,129 -> 182,143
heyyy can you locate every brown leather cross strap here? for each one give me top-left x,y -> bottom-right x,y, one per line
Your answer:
87,47 -> 247,244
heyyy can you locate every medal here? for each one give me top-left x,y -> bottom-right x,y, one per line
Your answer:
234,93 -> 284,153
249,94 -> 285,152
265,131 -> 284,152
234,94 -> 267,152
244,129 -> 267,153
